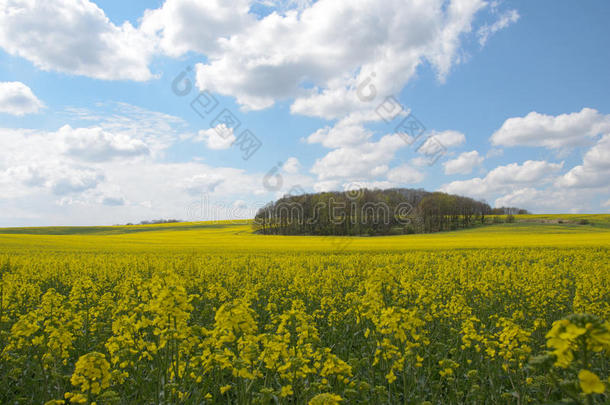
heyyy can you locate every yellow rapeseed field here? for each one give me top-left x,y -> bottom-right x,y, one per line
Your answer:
0,216 -> 609,404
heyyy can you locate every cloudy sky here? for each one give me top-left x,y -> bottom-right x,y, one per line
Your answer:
0,0 -> 609,226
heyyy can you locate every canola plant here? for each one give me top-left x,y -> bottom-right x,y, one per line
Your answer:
0,223 -> 609,404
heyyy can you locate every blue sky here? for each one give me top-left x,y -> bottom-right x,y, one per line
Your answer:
0,0 -> 609,226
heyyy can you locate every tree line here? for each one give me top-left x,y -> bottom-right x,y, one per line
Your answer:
253,188 -> 529,236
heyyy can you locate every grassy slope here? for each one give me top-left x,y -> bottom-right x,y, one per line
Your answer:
0,215 -> 609,253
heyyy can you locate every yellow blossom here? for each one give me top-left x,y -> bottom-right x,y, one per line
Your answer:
578,370 -> 605,395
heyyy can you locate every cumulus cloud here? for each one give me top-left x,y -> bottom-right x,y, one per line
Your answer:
306,122 -> 372,148
57,182 -> 128,207
311,134 -> 406,181
282,157 -> 301,174
557,134 -> 610,188
0,107 -> 317,226
0,82 -> 44,115
313,180 -> 340,192
410,157 -> 432,167
0,0 -> 156,81
441,160 -> 563,198
491,108 -> 610,149
443,150 -> 484,175
181,173 -> 225,195
5,163 -> 105,196
140,0 -> 254,57
0,104 -> 189,206
386,165 -> 424,185
480,109 -> 610,211
194,0 -> 488,115
492,187 -> 598,214
417,130 -> 465,154
0,0 -> 509,111
195,125 -> 236,150
308,121 -> 467,186
59,125 -> 149,161
50,171 -> 103,195
493,188 -> 543,208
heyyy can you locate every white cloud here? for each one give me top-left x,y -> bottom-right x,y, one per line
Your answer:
477,9 -> 519,46
493,187 -> 597,214
441,160 -> 563,198
308,123 -> 465,187
0,82 -> 44,115
307,122 -> 372,148
417,130 -> 465,153
101,196 -> 125,206
232,199 -> 248,210
313,180 -> 340,192
181,173 -> 225,195
141,0 -> 254,57
348,180 -> 397,190
443,150 -> 484,175
282,157 -> 301,174
59,125 -> 149,161
0,102 -> 320,226
492,185 -> 610,213
0,145 -> 317,225
194,0 -> 488,115
0,0 -> 156,81
386,165 -> 424,185
493,188 -> 542,208
477,109 -> 610,212
49,169 -> 104,195
4,163 -> 105,196
0,0 -> 505,107
491,108 -> 610,149
486,148 -> 503,158
195,125 -> 236,150
556,134 -> 610,188
0,105 -> 203,212
312,179 -> 400,193
57,183 -> 126,207
311,133 -> 405,181
410,157 -> 431,167
255,0 -> 315,14
0,105 -> 176,167
67,102 -> 189,156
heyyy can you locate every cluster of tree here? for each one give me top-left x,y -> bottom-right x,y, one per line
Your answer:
253,188 -> 528,236
491,206 -> 531,215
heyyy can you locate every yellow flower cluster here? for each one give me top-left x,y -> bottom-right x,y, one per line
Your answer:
0,246 -> 608,403
63,352 -> 112,403
70,352 -> 111,394
546,314 -> 610,368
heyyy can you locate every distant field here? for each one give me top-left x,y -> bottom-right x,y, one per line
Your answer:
0,214 -> 609,253
0,215 -> 608,404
